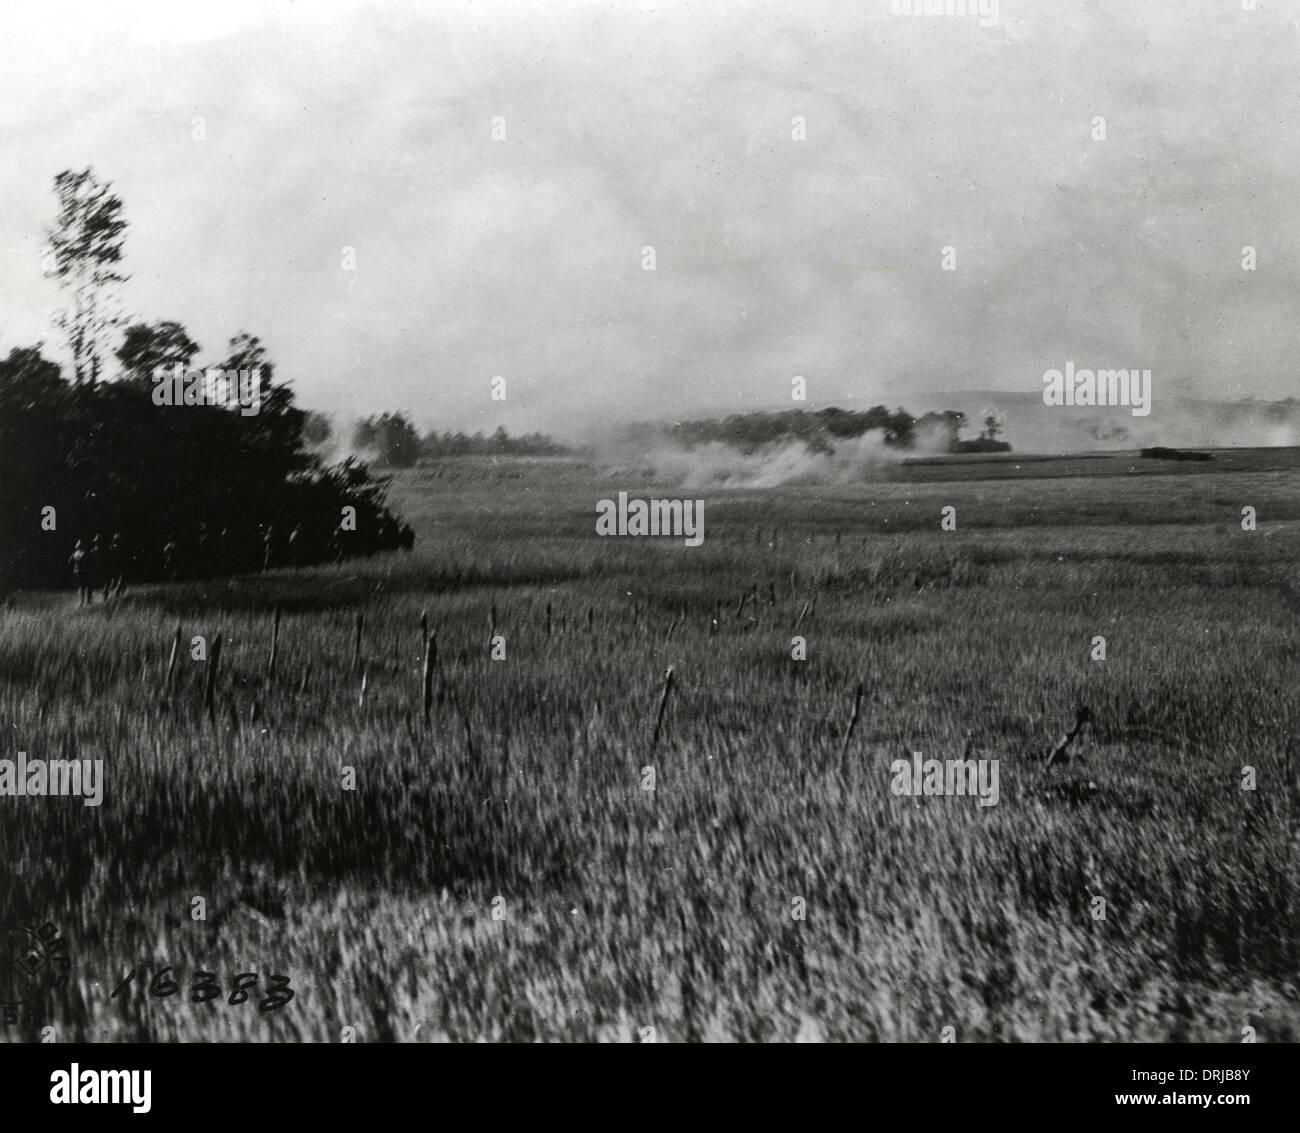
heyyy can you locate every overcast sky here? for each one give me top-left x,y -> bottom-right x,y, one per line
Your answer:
2,0 -> 1297,438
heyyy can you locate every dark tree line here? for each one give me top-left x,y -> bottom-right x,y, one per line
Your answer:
0,168 -> 413,596
420,424 -> 568,459
0,342 -> 414,593
351,414 -> 571,467
661,406 -> 1010,454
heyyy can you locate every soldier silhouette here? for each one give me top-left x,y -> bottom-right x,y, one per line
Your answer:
104,531 -> 126,600
69,539 -> 90,606
86,534 -> 103,604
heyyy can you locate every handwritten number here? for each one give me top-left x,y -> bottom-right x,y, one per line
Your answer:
258,974 -> 295,1013
190,970 -> 221,1003
109,967 -> 137,999
228,972 -> 258,1005
148,967 -> 179,997
109,965 -> 290,1007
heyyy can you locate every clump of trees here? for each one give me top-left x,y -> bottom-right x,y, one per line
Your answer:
420,425 -> 569,458
0,168 -> 413,593
949,412 -> 1012,454
354,412 -> 422,467
350,416 -> 573,465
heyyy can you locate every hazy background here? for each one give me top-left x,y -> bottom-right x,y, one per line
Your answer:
2,0 -> 1298,444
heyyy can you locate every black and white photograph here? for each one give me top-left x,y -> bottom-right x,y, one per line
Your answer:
0,0 -> 1296,1092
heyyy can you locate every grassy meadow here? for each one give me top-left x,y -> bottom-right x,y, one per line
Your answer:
2,453 -> 1298,1042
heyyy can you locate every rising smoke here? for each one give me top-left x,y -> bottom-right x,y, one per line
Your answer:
593,395 -> 1300,489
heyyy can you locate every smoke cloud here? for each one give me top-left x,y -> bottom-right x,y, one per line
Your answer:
915,393 -> 1300,453
3,2 -> 1300,437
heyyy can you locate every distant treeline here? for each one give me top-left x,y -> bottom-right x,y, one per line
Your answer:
336,405 -> 1012,468
658,406 -> 1010,455
422,426 -> 569,458
341,414 -> 571,466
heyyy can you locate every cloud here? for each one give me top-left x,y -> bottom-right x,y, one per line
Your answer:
2,0 -> 1298,439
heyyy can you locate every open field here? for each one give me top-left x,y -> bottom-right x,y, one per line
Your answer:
2,452 -> 1298,1042
897,446 -> 1300,482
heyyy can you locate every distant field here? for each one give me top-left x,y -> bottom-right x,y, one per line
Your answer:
2,451 -> 1297,1041
898,445 -> 1300,481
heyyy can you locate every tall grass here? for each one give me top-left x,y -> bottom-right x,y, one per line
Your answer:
1,461 -> 1296,1041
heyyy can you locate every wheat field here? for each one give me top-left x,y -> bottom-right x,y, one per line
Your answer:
2,455 -> 1297,1042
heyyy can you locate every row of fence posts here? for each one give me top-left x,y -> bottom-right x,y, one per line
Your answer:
156,600 -> 872,769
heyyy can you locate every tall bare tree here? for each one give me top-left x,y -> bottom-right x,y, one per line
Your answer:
45,168 -> 129,385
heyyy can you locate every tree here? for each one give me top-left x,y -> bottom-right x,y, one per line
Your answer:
981,412 -> 1002,442
862,405 -> 894,432
884,408 -> 915,448
0,347 -> 69,590
916,410 -> 966,452
116,320 -> 199,384
8,170 -> 411,588
353,418 -> 377,449
45,168 -> 129,385
214,332 -> 311,479
302,411 -> 333,447
354,412 -> 420,467
1,337 -> 412,587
